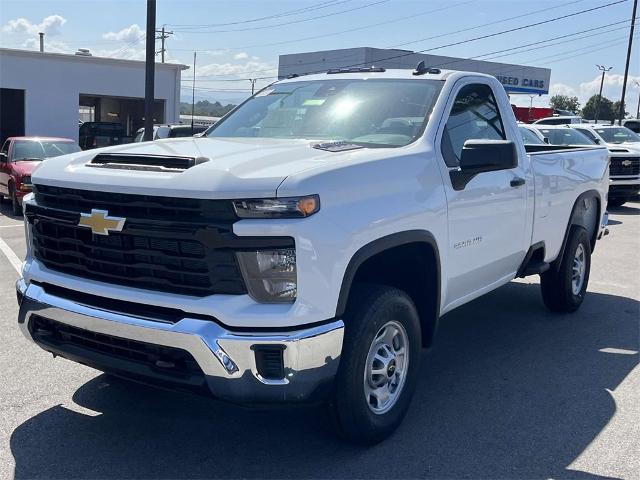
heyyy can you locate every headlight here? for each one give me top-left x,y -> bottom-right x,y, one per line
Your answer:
237,248 -> 297,303
19,176 -> 32,192
233,195 -> 319,219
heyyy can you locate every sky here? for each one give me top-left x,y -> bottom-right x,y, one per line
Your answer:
1,0 -> 639,113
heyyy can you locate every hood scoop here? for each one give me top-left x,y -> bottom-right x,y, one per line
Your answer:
87,153 -> 209,172
312,141 -> 364,152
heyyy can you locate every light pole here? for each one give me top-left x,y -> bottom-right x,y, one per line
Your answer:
595,65 -> 612,123
635,81 -> 640,119
528,95 -> 535,122
618,0 -> 638,123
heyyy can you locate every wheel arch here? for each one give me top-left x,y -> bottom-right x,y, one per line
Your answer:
335,230 -> 441,347
554,189 -> 601,270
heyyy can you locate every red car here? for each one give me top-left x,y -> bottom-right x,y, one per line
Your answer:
0,137 -> 81,215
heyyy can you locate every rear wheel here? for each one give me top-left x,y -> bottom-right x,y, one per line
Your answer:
540,226 -> 591,313
329,285 -> 421,445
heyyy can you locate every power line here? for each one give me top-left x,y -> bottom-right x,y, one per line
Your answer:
281,0 -> 628,76
169,0 -> 352,28
178,18 -> 635,90
388,0 -> 587,49
175,0 -> 628,80
169,1 -> 474,52
171,0 -> 392,34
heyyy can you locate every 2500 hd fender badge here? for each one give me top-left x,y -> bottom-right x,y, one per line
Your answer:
78,209 -> 126,236
453,236 -> 483,249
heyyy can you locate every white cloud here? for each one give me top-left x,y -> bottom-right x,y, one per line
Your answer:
2,14 -> 66,36
103,24 -> 144,43
233,52 -> 249,60
197,59 -> 276,78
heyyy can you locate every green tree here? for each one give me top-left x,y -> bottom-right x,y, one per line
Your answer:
612,100 -> 628,119
581,94 -> 614,121
549,94 -> 581,114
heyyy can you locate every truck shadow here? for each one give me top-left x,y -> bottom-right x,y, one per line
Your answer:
608,200 -> 639,215
9,282 -> 639,479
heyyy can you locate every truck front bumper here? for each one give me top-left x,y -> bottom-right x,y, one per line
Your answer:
16,280 -> 344,403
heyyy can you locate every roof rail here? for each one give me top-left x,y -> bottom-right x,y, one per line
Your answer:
412,60 -> 441,76
327,66 -> 386,74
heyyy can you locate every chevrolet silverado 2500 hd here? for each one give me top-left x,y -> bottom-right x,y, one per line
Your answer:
16,67 -> 609,444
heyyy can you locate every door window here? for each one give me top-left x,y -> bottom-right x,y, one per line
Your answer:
441,83 -> 506,167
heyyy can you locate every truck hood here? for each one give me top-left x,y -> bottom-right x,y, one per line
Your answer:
31,137 -> 367,198
11,160 -> 42,177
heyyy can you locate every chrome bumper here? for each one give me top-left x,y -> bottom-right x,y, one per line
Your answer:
16,280 -> 344,403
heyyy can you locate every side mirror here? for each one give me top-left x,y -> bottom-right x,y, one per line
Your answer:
0,152 -> 7,163
451,140 -> 517,191
459,140 -> 517,173
543,137 -> 550,144
594,138 -> 601,145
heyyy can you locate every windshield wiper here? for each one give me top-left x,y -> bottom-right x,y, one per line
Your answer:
14,157 -> 44,162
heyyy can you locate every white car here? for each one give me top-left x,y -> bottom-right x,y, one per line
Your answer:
16,68 -> 609,444
528,124 -> 598,148
533,115 -> 583,125
569,124 -> 640,207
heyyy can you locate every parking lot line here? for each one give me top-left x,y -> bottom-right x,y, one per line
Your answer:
0,225 -> 23,229
0,237 -> 22,274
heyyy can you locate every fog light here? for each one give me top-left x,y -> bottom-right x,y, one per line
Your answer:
237,249 -> 297,303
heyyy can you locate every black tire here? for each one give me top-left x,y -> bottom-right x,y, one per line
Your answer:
540,226 -> 591,313
329,284 -> 421,445
607,198 -> 626,208
9,184 -> 22,216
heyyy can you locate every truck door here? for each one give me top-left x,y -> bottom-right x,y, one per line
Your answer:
437,81 -> 528,310
0,140 -> 9,196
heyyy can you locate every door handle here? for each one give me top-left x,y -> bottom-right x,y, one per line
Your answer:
510,177 -> 525,187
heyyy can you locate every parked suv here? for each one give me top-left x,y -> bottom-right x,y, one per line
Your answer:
0,137 -> 80,214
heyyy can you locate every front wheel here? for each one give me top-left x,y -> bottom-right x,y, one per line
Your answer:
329,285 -> 421,445
9,184 -> 22,216
540,226 -> 591,313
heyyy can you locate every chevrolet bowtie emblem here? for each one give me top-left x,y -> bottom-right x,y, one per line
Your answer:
78,209 -> 126,236
621,159 -> 633,167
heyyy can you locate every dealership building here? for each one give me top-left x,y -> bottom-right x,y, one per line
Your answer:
0,47 -> 187,144
278,47 -> 551,96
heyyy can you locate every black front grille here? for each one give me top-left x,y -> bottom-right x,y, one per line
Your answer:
30,315 -> 205,383
28,185 -> 256,297
610,157 -> 640,176
33,184 -> 236,222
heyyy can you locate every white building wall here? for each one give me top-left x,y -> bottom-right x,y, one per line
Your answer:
0,49 -> 186,141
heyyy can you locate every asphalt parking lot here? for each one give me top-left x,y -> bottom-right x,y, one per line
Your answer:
0,200 -> 638,480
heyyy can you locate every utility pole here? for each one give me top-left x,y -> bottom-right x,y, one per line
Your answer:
619,0 -> 637,123
155,25 -> 173,63
528,95 -> 535,122
191,51 -> 196,134
595,65 -> 612,123
143,0 -> 156,142
249,78 -> 257,95
635,81 -> 640,119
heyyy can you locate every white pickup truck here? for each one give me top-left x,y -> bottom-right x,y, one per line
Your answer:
16,66 -> 609,444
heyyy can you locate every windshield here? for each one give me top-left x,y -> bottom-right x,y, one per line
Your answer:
13,140 -> 81,161
519,127 -> 546,145
207,78 -> 443,147
537,128 -> 596,146
595,127 -> 640,144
